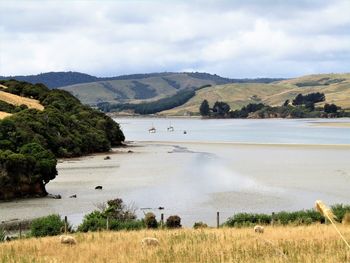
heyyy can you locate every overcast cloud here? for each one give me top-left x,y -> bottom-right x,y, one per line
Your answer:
0,0 -> 349,78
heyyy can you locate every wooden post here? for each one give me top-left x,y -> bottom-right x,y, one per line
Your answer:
161,213 -> 164,227
106,217 -> 109,231
19,223 -> 22,239
64,216 -> 68,234
217,211 -> 220,228
271,212 -> 275,226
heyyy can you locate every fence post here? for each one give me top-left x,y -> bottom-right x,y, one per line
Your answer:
106,216 -> 109,231
19,223 -> 22,239
271,212 -> 275,226
217,211 -> 220,228
161,213 -> 164,227
64,216 -> 68,234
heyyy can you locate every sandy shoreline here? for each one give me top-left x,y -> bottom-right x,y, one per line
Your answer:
310,122 -> 350,128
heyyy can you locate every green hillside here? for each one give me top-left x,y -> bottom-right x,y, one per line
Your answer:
162,73 -> 350,116
60,73 -> 235,105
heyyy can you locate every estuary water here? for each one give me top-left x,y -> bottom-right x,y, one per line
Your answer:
115,117 -> 350,145
1,118 -> 350,227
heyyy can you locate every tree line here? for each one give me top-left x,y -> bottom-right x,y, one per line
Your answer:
0,80 -> 125,200
200,92 -> 349,118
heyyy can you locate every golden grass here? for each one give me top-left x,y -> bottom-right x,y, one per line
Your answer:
1,225 -> 350,263
162,73 -> 350,115
0,90 -> 44,111
0,111 -> 13,119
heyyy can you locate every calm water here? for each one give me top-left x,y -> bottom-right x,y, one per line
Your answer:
1,118 -> 350,227
114,118 -> 350,145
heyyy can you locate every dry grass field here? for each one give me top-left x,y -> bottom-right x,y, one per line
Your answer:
1,225 -> 349,263
0,111 -> 12,119
0,90 -> 44,111
162,73 -> 350,115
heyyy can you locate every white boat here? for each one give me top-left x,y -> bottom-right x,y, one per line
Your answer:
167,122 -> 174,132
149,124 -> 156,133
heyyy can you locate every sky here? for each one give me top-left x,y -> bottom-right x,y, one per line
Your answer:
0,0 -> 349,78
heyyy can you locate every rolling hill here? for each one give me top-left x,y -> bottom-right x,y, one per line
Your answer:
59,72 -> 236,105
161,73 -> 350,115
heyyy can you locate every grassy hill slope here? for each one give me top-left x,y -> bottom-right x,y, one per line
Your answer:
1,225 -> 349,262
162,73 -> 350,115
60,72 -> 233,105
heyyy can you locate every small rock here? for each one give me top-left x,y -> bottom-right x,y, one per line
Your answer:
127,150 -> 133,153
95,186 -> 103,190
69,194 -> 77,198
104,156 -> 111,160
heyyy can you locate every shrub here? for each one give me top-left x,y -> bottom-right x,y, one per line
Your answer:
30,214 -> 66,237
166,215 -> 182,229
193,221 -> 208,229
331,204 -> 350,223
78,211 -> 106,232
144,212 -> 158,229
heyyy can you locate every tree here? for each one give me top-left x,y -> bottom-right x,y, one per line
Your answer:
199,100 -> 210,116
324,103 -> 339,114
283,99 -> 290,107
212,101 -> 230,116
292,94 -> 304,106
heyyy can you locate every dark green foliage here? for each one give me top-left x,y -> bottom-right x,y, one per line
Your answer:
162,77 -> 181,89
100,89 -> 196,114
324,103 -> 339,114
144,212 -> 158,229
212,101 -> 230,117
193,221 -> 208,229
78,198 -> 143,232
30,214 -> 65,237
0,80 -> 124,199
0,72 -> 99,89
331,204 -> 350,223
104,198 -> 137,221
224,208 -> 328,227
166,215 -> 182,228
292,92 -> 325,106
199,100 -> 210,116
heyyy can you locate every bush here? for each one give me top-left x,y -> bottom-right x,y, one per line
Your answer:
144,212 -> 158,229
331,204 -> 350,223
30,214 -> 66,237
193,221 -> 208,229
166,215 -> 182,229
109,220 -> 144,231
77,211 -> 106,232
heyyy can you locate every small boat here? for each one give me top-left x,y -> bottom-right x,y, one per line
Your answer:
167,122 -> 174,132
149,127 -> 156,133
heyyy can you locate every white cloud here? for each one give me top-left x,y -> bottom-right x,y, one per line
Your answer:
0,0 -> 349,77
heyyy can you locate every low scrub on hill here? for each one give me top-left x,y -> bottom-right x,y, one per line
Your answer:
0,80 -> 125,200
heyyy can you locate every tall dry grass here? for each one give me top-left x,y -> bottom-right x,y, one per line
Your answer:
0,111 -> 12,119
0,90 -> 44,111
1,225 -> 349,263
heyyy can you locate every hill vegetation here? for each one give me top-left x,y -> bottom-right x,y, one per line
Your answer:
199,92 -> 349,119
163,73 -> 350,115
0,80 -> 124,200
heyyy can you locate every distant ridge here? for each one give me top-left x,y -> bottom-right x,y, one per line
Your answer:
0,71 -> 283,89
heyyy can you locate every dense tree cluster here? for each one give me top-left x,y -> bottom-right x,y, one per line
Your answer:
0,80 -> 124,199
98,89 -> 196,114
